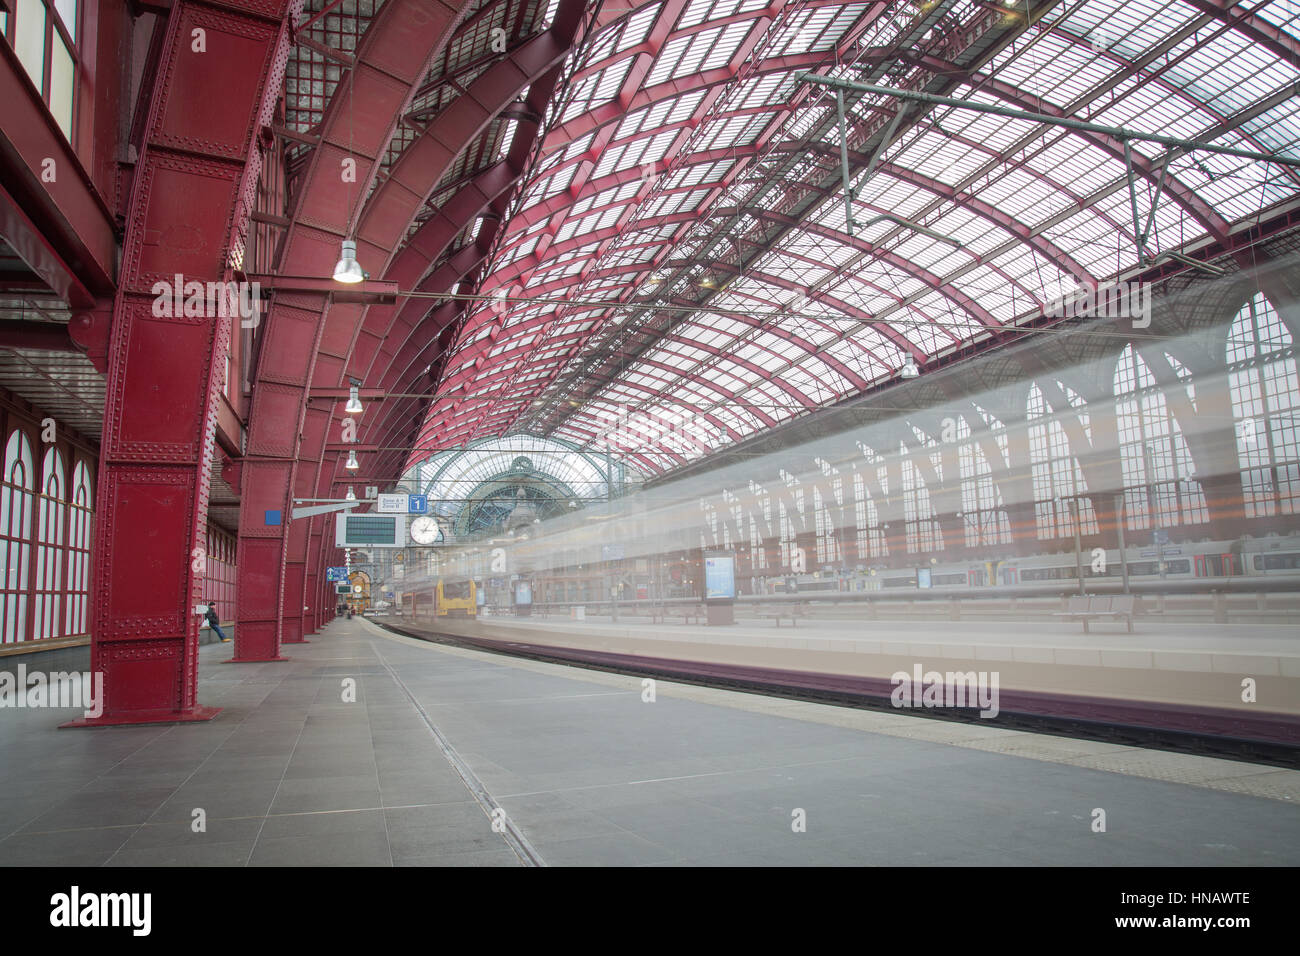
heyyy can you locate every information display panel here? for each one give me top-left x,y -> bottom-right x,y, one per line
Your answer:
335,514 -> 407,548
704,553 -> 736,601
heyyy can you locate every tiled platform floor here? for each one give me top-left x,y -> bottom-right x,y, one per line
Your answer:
0,618 -> 1295,866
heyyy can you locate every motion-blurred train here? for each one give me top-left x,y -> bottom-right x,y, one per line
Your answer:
773,535 -> 1300,594
401,532 -> 1299,611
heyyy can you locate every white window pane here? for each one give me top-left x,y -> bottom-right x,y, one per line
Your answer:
49,35 -> 75,139
54,0 -> 76,42
15,0 -> 47,91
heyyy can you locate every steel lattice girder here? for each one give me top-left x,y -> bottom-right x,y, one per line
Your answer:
350,9 -> 590,484
240,0 -> 590,622
420,5 -> 911,449
312,8 -> 588,497
424,0 -> 1277,457
236,0 -> 471,659
0,46 -> 116,302
69,0 -> 302,725
908,52 -> 1232,243
263,0 -> 581,645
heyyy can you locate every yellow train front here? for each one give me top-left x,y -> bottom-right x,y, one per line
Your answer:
435,578 -> 477,619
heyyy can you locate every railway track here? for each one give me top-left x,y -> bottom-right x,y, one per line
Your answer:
379,621 -> 1300,771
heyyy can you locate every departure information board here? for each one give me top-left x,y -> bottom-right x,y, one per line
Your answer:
334,514 -> 406,547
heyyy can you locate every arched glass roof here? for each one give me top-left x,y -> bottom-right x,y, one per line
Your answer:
411,0 -> 1300,476
403,434 -> 631,518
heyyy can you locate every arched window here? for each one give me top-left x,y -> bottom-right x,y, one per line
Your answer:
1114,345 -> 1208,531
748,514 -> 767,572
699,499 -> 718,551
1,430 -> 35,642
748,482 -> 772,573
34,447 -> 65,639
65,460 -> 92,634
901,432 -> 942,554
1227,292 -> 1299,518
776,469 -> 806,570
853,444 -> 887,560
956,407 -> 1012,548
1028,382 -> 1098,539
812,467 -> 843,566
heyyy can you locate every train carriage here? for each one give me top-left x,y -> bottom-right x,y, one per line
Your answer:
435,578 -> 477,618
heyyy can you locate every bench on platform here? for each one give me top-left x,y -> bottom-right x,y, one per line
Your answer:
754,604 -> 810,627
1052,594 -> 1136,633
650,603 -> 706,624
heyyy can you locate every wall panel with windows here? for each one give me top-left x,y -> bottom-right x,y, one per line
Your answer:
3,0 -> 80,141
0,392 -> 96,643
201,523 -> 237,630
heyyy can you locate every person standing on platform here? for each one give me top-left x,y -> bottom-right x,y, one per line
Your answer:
205,601 -> 230,643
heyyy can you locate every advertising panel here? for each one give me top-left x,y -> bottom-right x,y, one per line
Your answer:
704,553 -> 736,601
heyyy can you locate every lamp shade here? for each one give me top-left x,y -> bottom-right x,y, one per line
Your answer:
345,384 -> 364,415
333,240 -> 365,284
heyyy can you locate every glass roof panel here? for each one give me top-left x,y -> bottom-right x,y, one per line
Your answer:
410,0 -> 1300,477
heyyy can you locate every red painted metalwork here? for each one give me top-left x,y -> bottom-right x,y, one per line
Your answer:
414,0 -> 1300,462
236,0 -> 483,658
0,182 -> 96,310
240,0 -> 593,597
0,0 -> 1287,730
908,52 -> 1231,242
67,0 -> 301,725
0,321 -> 75,351
66,309 -> 112,374
0,39 -> 116,299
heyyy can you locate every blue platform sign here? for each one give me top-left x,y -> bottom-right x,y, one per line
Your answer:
408,494 -> 428,514
326,566 -> 348,582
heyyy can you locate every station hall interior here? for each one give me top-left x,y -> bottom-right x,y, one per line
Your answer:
0,0 -> 1298,869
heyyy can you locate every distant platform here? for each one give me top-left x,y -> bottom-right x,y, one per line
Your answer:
413,611 -> 1300,731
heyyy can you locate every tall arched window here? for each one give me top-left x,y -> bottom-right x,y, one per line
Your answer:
956,407 -> 1012,547
34,447 -> 65,639
776,470 -> 805,569
902,432 -> 942,554
1,430 -> 35,642
65,460 -> 92,634
812,468 -> 843,566
1114,345 -> 1208,531
1227,292 -> 1299,518
748,482 -> 772,573
853,444 -> 887,560
1028,382 -> 1098,539
748,514 -> 768,572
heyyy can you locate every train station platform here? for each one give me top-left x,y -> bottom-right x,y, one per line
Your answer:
423,611 -> 1300,732
1,617 -> 1296,867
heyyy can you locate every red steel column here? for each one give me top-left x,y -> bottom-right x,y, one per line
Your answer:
67,0 -> 300,725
